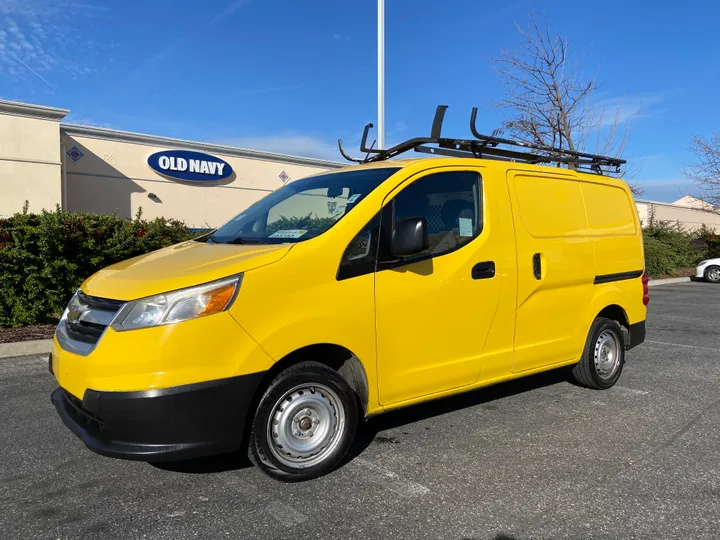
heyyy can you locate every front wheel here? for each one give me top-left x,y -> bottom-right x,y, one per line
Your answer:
705,265 -> 720,284
571,317 -> 625,389
248,361 -> 358,482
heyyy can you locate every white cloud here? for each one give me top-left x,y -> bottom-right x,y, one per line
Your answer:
636,178 -> 693,188
0,0 -> 111,87
63,112 -> 114,128
132,0 -> 252,80
209,0 -> 251,26
221,121 -> 416,165
223,134 -> 342,162
592,93 -> 664,126
386,120 -> 407,140
333,33 -> 350,41
235,84 -> 304,96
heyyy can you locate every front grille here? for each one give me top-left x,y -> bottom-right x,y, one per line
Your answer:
63,390 -> 105,432
65,319 -> 105,343
58,291 -> 125,351
77,290 -> 124,311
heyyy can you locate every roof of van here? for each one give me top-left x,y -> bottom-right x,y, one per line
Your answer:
328,157 -> 631,185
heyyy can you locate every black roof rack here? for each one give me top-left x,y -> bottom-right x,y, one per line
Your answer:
337,105 -> 626,174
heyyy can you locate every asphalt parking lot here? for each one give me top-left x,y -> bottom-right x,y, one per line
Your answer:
1,282 -> 719,540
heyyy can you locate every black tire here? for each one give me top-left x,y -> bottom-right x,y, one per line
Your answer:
248,361 -> 358,482
704,265 -> 720,284
571,317 -> 625,389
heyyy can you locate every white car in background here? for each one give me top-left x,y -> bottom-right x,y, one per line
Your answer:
696,258 -> 720,283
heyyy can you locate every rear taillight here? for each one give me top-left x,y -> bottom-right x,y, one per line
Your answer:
642,272 -> 650,305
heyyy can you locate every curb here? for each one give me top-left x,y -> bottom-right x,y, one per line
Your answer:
0,339 -> 53,359
647,277 -> 691,287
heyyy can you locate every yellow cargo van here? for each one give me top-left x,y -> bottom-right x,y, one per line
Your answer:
50,107 -> 648,481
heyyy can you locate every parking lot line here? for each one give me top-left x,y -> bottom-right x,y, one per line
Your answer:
351,457 -> 430,497
265,501 -> 308,527
644,340 -> 720,353
653,396 -> 720,454
613,386 -> 649,396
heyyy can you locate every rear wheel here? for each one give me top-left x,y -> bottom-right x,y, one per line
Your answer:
705,265 -> 720,284
248,361 -> 358,482
571,317 -> 625,389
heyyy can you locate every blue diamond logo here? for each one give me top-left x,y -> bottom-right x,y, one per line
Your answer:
67,146 -> 84,162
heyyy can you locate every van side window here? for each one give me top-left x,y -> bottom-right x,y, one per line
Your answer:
337,213 -> 381,281
381,171 -> 483,264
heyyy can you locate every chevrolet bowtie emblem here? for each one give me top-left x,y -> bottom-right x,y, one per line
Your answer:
67,305 -> 82,322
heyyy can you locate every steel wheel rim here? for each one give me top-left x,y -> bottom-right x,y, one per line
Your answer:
267,383 -> 345,469
594,330 -> 621,379
709,269 -> 720,281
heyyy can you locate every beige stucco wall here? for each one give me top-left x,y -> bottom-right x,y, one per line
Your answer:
0,105 -> 66,218
62,132 -> 341,228
636,200 -> 720,232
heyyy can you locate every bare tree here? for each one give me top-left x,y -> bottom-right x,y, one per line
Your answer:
686,132 -> 720,208
493,14 -> 639,191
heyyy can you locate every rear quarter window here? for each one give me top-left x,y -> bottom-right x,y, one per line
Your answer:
580,182 -> 637,236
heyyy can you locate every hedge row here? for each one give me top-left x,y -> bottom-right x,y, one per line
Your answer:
0,206 -> 195,327
642,222 -> 719,278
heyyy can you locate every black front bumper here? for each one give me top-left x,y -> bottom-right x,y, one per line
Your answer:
51,372 -> 265,462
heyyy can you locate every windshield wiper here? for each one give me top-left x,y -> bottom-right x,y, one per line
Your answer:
204,235 -> 244,244
208,235 -> 272,245
227,237 -> 267,244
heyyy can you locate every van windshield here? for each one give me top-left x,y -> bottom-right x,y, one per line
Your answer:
207,167 -> 400,244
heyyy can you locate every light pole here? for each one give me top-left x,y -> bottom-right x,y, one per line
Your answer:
377,0 -> 385,149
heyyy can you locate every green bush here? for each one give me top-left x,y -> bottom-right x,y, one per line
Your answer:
0,206 -> 196,328
705,234 -> 720,259
266,214 -> 337,235
642,221 -> 708,278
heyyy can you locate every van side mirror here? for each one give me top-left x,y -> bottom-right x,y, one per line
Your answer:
390,217 -> 429,257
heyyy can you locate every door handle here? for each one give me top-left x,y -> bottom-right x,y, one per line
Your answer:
472,261 -> 495,280
532,253 -> 542,280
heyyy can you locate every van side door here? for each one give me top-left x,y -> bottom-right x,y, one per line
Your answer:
374,167 -> 516,406
506,170 -> 595,372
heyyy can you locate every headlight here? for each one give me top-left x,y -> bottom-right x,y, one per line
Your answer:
111,275 -> 242,331
698,260 -> 707,267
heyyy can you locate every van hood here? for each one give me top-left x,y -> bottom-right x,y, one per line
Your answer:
82,241 -> 292,300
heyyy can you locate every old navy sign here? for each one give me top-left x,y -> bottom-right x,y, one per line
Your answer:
147,150 -> 233,182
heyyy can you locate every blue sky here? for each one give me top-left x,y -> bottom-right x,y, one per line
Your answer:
1,0 -> 718,201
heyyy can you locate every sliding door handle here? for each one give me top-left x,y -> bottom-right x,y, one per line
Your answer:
532,253 -> 542,280
472,261 -> 496,280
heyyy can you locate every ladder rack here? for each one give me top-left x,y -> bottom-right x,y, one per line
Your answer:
337,105 -> 626,174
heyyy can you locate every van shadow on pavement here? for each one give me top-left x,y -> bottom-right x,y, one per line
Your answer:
154,367 -> 571,476
346,367 -> 570,463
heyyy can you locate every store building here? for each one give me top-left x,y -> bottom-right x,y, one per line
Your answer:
0,99 -> 343,228
636,196 -> 720,232
2,98 -> 719,232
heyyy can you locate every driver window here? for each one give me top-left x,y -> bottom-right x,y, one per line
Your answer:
390,170 -> 483,261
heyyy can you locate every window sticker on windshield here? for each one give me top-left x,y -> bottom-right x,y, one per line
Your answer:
346,194 -> 362,204
268,229 -> 307,239
458,217 -> 473,237
332,205 -> 346,217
